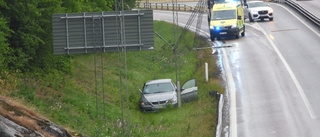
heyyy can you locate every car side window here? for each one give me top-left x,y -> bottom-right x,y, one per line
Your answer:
182,79 -> 196,90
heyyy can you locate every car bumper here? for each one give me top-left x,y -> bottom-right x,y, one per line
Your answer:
140,102 -> 178,112
251,12 -> 273,20
210,27 -> 238,37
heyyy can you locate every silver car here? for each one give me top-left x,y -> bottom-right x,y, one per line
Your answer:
139,79 -> 198,112
244,1 -> 274,22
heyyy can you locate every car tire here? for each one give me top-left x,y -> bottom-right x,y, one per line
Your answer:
235,29 -> 239,39
269,18 -> 273,21
249,13 -> 254,22
241,26 -> 245,37
210,33 -> 215,41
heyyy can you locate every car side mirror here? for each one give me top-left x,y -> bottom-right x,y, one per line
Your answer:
238,16 -> 242,20
267,4 -> 270,7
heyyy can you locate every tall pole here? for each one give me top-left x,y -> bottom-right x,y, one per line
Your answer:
172,0 -> 181,108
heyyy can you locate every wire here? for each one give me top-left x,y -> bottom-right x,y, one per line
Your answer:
115,0 -> 126,136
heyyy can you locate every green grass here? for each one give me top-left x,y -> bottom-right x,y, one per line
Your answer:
2,21 -> 224,136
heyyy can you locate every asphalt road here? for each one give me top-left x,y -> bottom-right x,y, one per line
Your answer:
294,0 -> 320,18
154,2 -> 320,137
231,3 -> 320,137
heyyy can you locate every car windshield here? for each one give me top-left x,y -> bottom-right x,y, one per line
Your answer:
211,10 -> 236,20
143,82 -> 174,94
248,2 -> 267,8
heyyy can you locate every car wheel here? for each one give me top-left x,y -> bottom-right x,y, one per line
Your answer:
235,29 -> 239,39
269,18 -> 273,21
249,13 -> 254,22
241,26 -> 245,37
210,33 -> 215,41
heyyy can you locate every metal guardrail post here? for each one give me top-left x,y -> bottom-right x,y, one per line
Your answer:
139,3 -> 205,12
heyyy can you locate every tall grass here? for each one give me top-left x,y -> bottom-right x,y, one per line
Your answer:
1,21 -> 224,136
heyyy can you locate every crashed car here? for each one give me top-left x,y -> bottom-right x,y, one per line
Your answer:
139,79 -> 198,112
244,1 -> 274,22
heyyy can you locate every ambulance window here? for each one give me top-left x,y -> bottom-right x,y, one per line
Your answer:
211,10 -> 236,20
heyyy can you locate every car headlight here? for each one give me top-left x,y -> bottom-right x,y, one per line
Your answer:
268,8 -> 273,13
215,26 -> 221,30
210,26 -> 222,30
169,97 -> 177,104
231,24 -> 237,28
141,101 -> 150,106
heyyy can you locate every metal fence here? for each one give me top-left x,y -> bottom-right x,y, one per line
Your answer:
138,3 -> 195,11
52,10 -> 155,55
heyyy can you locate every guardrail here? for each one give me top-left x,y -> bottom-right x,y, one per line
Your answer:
215,93 -> 224,137
285,0 -> 320,27
138,3 -> 195,11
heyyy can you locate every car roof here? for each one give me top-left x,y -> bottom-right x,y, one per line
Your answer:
145,79 -> 173,85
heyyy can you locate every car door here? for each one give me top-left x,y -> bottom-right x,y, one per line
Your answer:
181,79 -> 198,103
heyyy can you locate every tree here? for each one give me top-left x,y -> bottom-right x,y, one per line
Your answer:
0,17 -> 12,72
0,0 -> 135,73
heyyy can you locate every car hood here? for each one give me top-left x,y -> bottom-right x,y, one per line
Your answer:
249,7 -> 271,12
143,91 -> 176,102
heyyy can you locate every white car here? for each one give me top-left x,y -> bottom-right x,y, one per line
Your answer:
244,1 -> 273,22
139,79 -> 198,112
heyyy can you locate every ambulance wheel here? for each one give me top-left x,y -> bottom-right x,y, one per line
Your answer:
241,26 -> 245,37
210,34 -> 215,41
249,13 -> 254,22
235,29 -> 239,39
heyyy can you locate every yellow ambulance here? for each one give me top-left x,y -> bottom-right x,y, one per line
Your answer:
209,1 -> 245,40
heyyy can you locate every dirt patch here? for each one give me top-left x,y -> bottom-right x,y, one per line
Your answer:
0,96 -> 73,137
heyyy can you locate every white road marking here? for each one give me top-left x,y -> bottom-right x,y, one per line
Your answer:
253,22 -> 317,119
272,3 -> 320,38
222,48 -> 238,137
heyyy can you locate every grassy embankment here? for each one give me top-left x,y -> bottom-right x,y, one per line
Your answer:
0,21 -> 224,136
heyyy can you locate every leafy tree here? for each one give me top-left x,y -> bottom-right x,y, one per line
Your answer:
0,17 -> 12,72
0,0 -> 64,72
0,0 -> 136,73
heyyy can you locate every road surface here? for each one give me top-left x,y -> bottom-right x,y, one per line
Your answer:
153,2 -> 320,137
